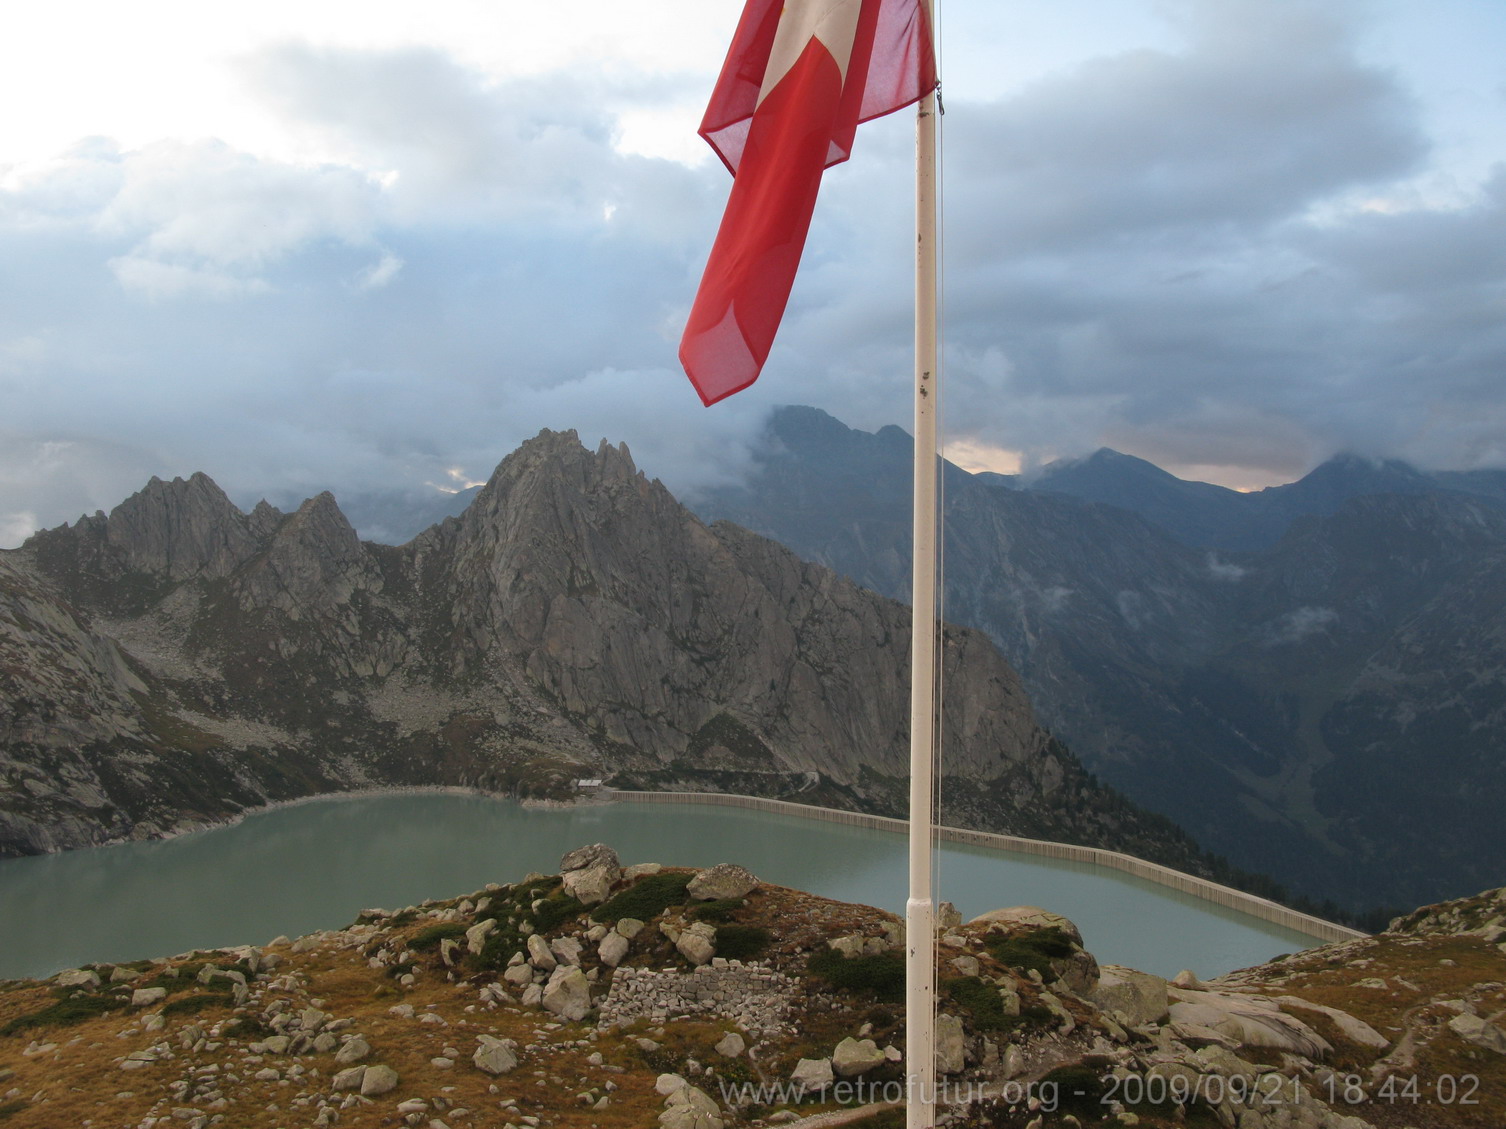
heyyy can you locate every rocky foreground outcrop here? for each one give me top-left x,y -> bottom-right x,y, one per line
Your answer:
1,430 -> 1215,880
2,851 -> 1502,1128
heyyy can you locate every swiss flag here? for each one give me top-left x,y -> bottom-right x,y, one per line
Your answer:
680,0 -> 937,406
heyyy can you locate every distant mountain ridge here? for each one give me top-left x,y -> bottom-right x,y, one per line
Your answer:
0,430 -> 1216,886
693,406 -> 1506,912
995,445 -> 1506,552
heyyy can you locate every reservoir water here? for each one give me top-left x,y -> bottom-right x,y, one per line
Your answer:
0,792 -> 1325,982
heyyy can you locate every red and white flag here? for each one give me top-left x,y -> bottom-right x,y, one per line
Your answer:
680,0 -> 937,406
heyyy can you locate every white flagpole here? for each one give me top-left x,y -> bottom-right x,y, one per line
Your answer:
906,16 -> 940,1125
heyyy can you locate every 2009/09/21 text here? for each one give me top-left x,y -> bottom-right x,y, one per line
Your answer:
1098,1070 -> 1480,1109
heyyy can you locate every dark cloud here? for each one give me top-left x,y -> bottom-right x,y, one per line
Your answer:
2,0 -> 1504,546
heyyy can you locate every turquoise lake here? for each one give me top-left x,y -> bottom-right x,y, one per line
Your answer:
0,792 -> 1326,981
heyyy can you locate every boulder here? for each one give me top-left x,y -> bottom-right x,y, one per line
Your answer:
616,917 -> 646,940
790,1057 -> 834,1092
1274,997 -> 1388,1049
950,955 -> 981,978
298,1006 -> 327,1033
936,1012 -> 965,1075
360,1064 -> 399,1095
996,981 -> 1021,1016
131,987 -> 167,1007
1168,989 -> 1331,1057
659,1081 -> 724,1129
1449,1013 -> 1506,1054
334,1035 -> 371,1064
550,936 -> 584,967
331,1066 -> 366,1092
473,1035 -> 519,1075
542,966 -> 592,1021
832,1037 -> 885,1078
687,864 -> 759,901
1089,965 -> 1170,1027
563,865 -> 617,906
676,922 -> 717,966
561,843 -> 620,873
598,932 -> 630,968
527,934 -> 557,971
972,908 -> 1098,993
56,968 -> 101,988
968,906 -> 1084,947
714,1031 -> 746,1058
465,918 -> 497,955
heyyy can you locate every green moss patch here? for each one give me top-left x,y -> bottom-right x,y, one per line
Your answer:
943,975 -> 1016,1032
689,898 -> 744,923
806,949 -> 905,1003
408,922 -> 470,951
161,991 -> 236,1017
0,990 -> 129,1035
984,926 -> 1077,977
593,872 -> 694,924
714,924 -> 772,961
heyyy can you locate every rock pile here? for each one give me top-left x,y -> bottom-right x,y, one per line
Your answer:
597,961 -> 797,1035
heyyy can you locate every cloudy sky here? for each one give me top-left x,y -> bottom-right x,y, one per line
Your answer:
3,0 -> 1504,545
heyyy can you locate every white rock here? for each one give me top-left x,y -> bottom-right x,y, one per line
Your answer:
550,936 -> 584,967
686,864 -> 758,902
832,1037 -> 885,1078
562,865 -> 616,906
1090,966 -> 1170,1027
360,1064 -> 399,1095
655,1073 -> 689,1096
541,966 -> 591,1022
1449,1013 -> 1506,1054
598,932 -> 630,968
474,1036 -> 519,1075
714,1032 -> 745,1058
790,1058 -> 834,1091
676,923 -> 716,966
526,934 -> 557,971
561,843 -> 621,872
334,1036 -> 371,1065
936,1013 -> 965,1076
465,919 -> 497,955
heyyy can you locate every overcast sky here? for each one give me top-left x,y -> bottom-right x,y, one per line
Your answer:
3,0 -> 1504,545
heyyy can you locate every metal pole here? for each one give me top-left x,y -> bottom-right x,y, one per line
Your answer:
906,61 -> 940,1128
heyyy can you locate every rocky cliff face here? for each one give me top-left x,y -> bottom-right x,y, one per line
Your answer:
694,407 -> 1506,913
0,431 -> 1205,873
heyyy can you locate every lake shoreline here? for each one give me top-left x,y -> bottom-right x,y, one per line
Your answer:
96,783 -> 1360,945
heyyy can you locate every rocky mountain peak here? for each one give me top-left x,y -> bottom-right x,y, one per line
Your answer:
248,499 -> 285,538
232,489 -> 376,616
102,470 -> 259,581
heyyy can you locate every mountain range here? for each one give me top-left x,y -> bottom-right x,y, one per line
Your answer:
694,407 -> 1506,913
0,429 -> 1214,885
986,445 -> 1506,552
